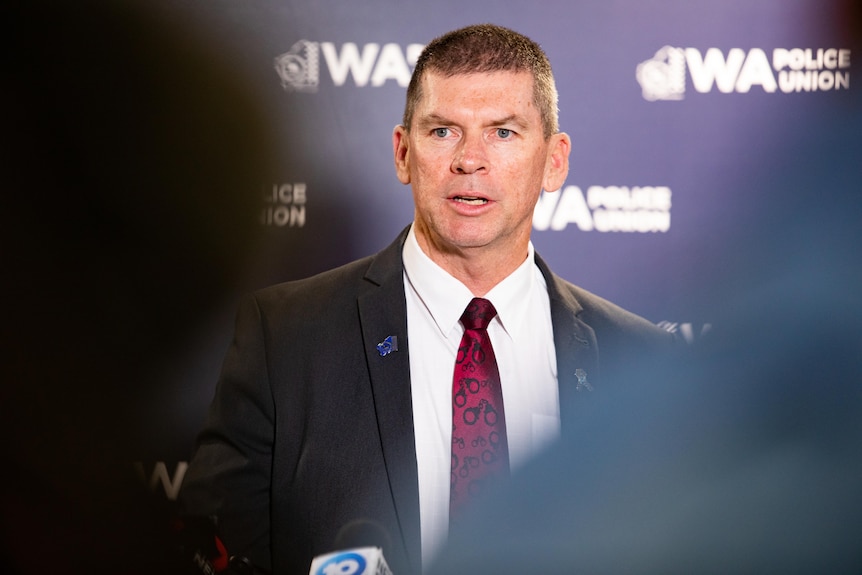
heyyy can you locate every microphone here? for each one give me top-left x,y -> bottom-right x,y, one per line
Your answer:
173,515 -> 268,574
308,520 -> 394,575
308,548 -> 391,575
334,519 -> 393,552
172,515 -> 229,574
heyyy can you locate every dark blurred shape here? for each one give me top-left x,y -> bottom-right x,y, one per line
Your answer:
2,0 -> 275,572
432,270 -> 862,573
333,519 -> 395,557
429,3 -> 862,573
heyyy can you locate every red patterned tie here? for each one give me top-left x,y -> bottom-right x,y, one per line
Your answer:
450,297 -> 509,519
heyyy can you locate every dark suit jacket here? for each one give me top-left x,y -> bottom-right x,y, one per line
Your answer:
179,226 -> 674,575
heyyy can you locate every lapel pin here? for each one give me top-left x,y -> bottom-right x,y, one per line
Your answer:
376,335 -> 398,357
575,368 -> 593,392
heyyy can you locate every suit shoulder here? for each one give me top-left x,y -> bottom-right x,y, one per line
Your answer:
553,275 -> 673,346
248,254 -> 376,316
251,229 -> 407,309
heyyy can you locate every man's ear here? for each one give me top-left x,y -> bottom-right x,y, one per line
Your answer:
543,132 -> 571,192
393,125 -> 411,185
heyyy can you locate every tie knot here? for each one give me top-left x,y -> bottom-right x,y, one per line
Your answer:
460,297 -> 497,330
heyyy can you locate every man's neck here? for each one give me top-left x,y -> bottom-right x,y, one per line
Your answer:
413,229 -> 530,297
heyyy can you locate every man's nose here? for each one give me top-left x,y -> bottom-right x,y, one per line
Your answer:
451,132 -> 488,174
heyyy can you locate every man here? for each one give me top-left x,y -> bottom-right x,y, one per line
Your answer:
180,24 -> 673,575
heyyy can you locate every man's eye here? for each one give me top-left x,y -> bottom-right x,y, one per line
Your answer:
496,128 -> 512,138
433,128 -> 450,138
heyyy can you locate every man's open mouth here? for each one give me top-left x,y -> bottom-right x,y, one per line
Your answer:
453,196 -> 489,205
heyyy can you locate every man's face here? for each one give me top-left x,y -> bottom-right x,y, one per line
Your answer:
393,70 -> 570,265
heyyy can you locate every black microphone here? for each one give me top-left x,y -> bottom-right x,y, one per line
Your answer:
172,515 -> 226,574
334,519 -> 393,553
173,516 -> 269,575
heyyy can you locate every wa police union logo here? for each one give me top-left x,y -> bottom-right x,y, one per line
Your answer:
637,45 -> 851,100
315,552 -> 367,575
636,46 -> 686,101
274,39 -> 320,92
274,39 -> 423,92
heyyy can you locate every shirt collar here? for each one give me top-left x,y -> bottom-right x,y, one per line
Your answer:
402,223 -> 537,340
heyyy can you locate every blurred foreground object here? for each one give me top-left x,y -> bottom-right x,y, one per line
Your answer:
2,0 -> 276,572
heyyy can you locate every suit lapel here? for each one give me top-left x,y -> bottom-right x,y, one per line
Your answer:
351,237 -> 596,571
357,227 -> 422,574
535,254 -> 600,434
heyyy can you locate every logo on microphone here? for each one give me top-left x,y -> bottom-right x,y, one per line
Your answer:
316,552 -> 367,575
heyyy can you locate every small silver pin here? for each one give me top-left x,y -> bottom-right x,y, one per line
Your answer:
376,335 -> 398,357
575,368 -> 592,392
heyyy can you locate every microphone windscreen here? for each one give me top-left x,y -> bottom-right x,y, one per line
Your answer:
333,519 -> 393,553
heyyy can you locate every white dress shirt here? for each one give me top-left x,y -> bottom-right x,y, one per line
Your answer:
402,224 -> 560,568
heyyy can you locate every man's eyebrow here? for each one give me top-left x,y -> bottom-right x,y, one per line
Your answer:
415,113 -> 452,127
491,114 -> 529,129
415,113 -> 530,129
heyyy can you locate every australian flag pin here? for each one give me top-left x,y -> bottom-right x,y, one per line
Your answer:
376,335 -> 398,357
575,368 -> 593,392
